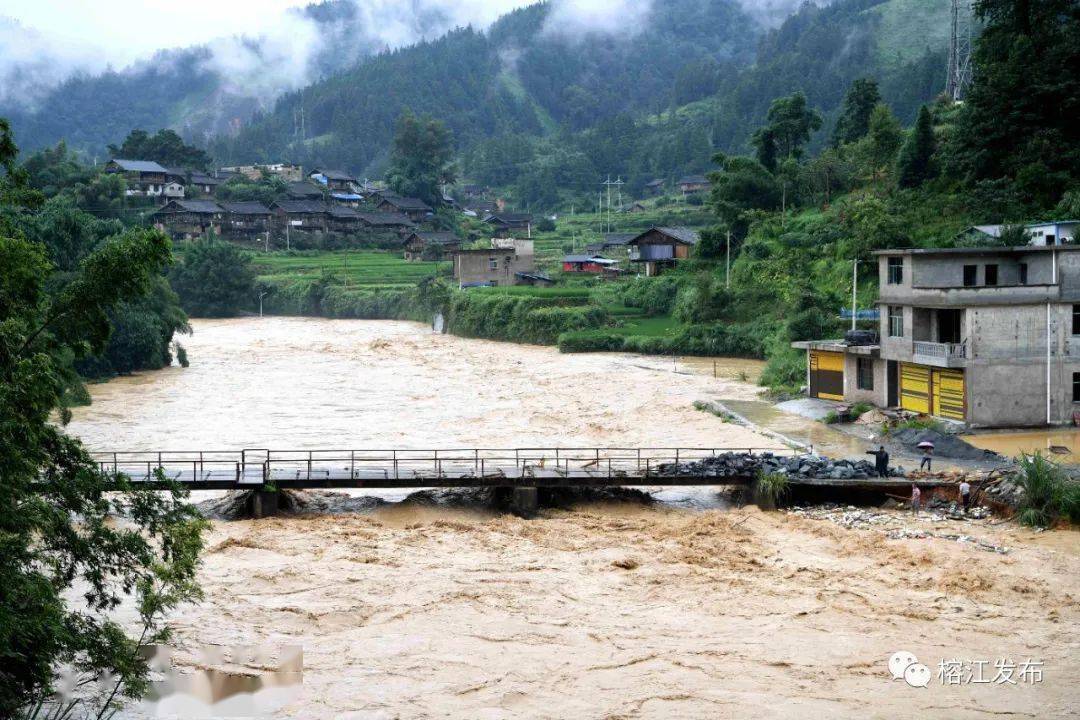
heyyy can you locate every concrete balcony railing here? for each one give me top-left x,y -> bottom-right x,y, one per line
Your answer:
912,340 -> 967,367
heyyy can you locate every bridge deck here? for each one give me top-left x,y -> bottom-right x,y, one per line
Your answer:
88,447 -> 953,493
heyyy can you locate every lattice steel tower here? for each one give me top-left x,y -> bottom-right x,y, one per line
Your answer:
946,0 -> 974,101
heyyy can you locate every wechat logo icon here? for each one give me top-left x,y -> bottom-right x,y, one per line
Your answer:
888,651 -> 931,688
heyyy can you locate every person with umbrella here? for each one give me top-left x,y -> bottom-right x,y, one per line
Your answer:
917,440 -> 934,472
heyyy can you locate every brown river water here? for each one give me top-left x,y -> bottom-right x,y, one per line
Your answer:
67,318 -> 1078,718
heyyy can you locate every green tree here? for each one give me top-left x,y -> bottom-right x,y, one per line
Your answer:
857,104 -> 903,182
386,111 -> 457,208
897,105 -> 938,188
831,78 -> 881,147
708,153 -> 781,241
948,0 -> 1080,209
1,120 -> 205,717
107,128 -> 212,170
751,92 -> 823,165
169,240 -> 256,317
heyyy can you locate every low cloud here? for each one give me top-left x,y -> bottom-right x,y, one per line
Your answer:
542,0 -> 655,40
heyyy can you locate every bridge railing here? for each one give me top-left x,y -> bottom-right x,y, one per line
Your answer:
89,446 -> 798,485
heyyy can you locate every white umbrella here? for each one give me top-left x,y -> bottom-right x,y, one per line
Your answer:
917,441 -> 935,449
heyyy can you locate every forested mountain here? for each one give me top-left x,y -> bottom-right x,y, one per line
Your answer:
7,0 -> 951,202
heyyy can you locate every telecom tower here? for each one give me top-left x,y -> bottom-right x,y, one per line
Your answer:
945,0 -> 974,101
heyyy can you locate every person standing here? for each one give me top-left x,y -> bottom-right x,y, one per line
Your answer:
866,446 -> 890,478
911,483 -> 922,513
919,445 -> 933,472
959,480 -> 971,513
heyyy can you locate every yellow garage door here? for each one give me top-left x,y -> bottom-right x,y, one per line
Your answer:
932,368 -> 965,421
809,351 -> 845,401
900,363 -> 930,414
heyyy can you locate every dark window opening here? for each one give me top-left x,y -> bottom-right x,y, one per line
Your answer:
1047,235 -> 1057,246
985,264 -> 998,286
1074,372 -> 1080,402
963,265 -> 977,286
856,358 -> 874,391
1019,263 -> 1028,285
1073,305 -> 1080,336
888,306 -> 904,337
887,257 -> 903,284
938,309 -> 962,344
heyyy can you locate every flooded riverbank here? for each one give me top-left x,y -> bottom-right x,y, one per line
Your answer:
68,318 -> 1078,718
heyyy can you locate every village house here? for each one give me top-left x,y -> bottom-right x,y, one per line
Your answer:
376,195 -> 434,221
151,199 -> 223,240
644,179 -> 666,196
404,232 -> 461,261
464,199 -> 497,217
330,191 -> 363,207
677,175 -> 709,195
483,212 -> 533,238
562,254 -> 620,274
326,205 -> 363,233
626,227 -> 699,276
958,220 -> 1079,246
286,181 -> 324,200
793,245 -> 1080,428
356,212 -> 415,235
309,169 -> 358,192
452,239 -> 547,287
270,200 -> 329,233
189,172 -> 222,196
105,159 -> 169,198
625,201 -> 648,214
220,201 -> 272,237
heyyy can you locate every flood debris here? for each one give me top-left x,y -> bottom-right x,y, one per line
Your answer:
659,452 -> 901,480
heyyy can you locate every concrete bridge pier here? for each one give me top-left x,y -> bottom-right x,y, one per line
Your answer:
250,489 -> 280,518
510,486 -> 539,518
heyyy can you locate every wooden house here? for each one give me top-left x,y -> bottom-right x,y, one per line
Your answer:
677,175 -> 709,195
356,212 -> 416,235
105,159 -> 168,197
220,201 -> 272,236
326,205 -> 363,233
286,181 -> 324,200
404,232 -> 461,261
377,195 -> 434,221
190,172 -> 222,196
151,200 -> 223,239
644,179 -> 666,196
309,169 -> 357,192
626,227 -> 699,276
270,200 -> 329,233
483,212 -> 533,238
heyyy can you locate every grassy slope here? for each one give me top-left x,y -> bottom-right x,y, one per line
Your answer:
869,0 -> 951,67
252,250 -> 449,289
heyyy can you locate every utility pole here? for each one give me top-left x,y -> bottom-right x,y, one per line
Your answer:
615,176 -> 624,213
851,259 -> 858,331
264,230 -> 269,253
344,254 -> 348,287
286,223 -> 291,252
259,291 -> 267,318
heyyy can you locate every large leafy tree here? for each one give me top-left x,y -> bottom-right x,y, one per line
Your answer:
386,111 -> 457,208
107,128 -> 212,170
707,153 -> 782,242
831,77 -> 882,147
948,0 -> 1080,209
0,119 -> 205,717
751,92 -> 823,171
168,239 -> 256,317
897,105 -> 938,188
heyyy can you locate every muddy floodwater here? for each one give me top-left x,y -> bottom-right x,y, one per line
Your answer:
68,318 -> 1078,718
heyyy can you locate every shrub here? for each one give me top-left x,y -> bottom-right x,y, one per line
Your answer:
823,411 -> 841,424
558,330 -> 626,353
1014,453 -> 1080,527
756,471 -> 790,505
175,343 -> 190,368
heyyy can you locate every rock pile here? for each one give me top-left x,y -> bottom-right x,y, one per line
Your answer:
659,452 -> 904,480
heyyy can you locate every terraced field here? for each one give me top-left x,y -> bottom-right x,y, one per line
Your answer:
252,250 -> 450,289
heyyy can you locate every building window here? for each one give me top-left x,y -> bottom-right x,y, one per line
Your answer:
888,306 -> 904,337
1074,372 -> 1080,402
887,257 -> 903,284
1073,305 -> 1080,336
963,265 -> 977,287
856,358 -> 874,391
488,257 -> 498,270
1019,263 -> 1028,285
985,264 -> 998,286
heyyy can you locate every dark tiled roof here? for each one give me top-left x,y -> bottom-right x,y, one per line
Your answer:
381,196 -> 433,212
484,213 -> 532,224
646,179 -> 665,186
221,201 -> 271,215
327,205 -> 360,218
628,226 -> 699,246
272,200 -> 327,214
110,159 -> 167,173
191,173 -> 221,185
678,175 -> 709,185
356,212 -> 415,227
602,233 -> 636,246
408,232 -> 459,245
155,200 -> 222,215
286,182 -> 323,198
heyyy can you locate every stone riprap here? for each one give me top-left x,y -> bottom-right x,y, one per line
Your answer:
658,453 -> 903,480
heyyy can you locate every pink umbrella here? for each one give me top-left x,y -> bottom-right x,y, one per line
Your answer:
917,441 -> 935,449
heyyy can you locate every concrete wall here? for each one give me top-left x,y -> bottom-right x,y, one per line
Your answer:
454,250 -> 536,286
841,354 -> 887,406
